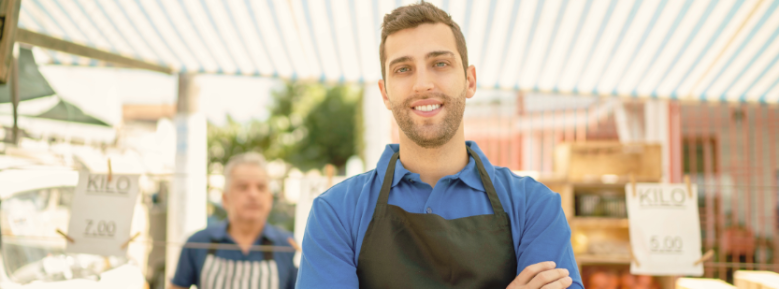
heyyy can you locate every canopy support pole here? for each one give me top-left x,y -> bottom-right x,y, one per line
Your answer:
166,73 -> 207,284
10,50 -> 19,145
15,28 -> 173,75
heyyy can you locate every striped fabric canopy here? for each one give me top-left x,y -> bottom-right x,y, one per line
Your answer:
17,0 -> 779,103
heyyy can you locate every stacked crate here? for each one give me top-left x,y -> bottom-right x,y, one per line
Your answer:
540,142 -> 669,289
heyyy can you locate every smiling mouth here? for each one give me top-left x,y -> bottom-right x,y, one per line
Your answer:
412,104 -> 442,112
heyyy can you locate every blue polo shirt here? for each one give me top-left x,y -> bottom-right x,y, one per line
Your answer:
172,221 -> 297,289
297,141 -> 583,288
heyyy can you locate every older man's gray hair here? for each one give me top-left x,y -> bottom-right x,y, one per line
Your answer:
223,152 -> 267,192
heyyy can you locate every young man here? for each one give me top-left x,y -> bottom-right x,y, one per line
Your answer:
297,2 -> 583,289
171,153 -> 297,289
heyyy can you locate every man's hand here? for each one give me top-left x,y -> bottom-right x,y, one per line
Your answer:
506,261 -> 573,289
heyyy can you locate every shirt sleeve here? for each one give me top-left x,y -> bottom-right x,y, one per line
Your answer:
287,263 -> 298,289
516,181 -> 584,289
296,197 -> 359,289
171,245 -> 197,288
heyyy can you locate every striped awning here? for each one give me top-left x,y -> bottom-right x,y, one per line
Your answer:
16,0 -> 779,103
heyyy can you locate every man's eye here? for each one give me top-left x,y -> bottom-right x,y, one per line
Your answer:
435,62 -> 448,67
396,67 -> 409,73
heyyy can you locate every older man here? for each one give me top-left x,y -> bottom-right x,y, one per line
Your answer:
171,152 -> 297,289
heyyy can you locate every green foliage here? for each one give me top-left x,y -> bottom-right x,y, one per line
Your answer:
286,85 -> 362,171
206,115 -> 271,171
207,80 -> 363,174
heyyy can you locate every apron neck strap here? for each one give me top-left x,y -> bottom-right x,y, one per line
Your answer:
376,146 -> 506,215
207,240 -> 219,255
466,146 -> 506,215
378,152 -> 400,205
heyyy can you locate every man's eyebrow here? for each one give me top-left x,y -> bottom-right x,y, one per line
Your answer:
426,51 -> 454,59
387,51 -> 455,68
388,56 -> 413,68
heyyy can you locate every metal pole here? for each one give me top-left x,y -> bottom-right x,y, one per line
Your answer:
166,73 -> 207,288
10,51 -> 19,145
15,29 -> 172,75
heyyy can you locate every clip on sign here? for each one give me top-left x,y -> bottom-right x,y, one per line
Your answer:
63,169 -> 140,257
626,179 -> 704,276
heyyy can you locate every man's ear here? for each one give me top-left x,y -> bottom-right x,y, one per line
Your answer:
466,65 -> 477,99
378,79 -> 392,110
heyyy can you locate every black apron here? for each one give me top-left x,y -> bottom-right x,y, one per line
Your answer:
357,146 -> 517,288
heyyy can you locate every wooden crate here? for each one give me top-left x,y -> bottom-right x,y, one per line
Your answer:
540,142 -> 674,288
536,180 -> 634,267
554,142 -> 662,182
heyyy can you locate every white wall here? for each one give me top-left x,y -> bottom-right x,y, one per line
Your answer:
361,84 -> 393,172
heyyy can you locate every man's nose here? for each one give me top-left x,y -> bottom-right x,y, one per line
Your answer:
247,188 -> 261,198
412,65 -> 434,93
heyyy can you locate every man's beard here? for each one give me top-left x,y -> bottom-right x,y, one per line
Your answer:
390,89 -> 466,148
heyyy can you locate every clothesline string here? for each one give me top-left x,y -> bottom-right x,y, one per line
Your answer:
0,234 -> 298,252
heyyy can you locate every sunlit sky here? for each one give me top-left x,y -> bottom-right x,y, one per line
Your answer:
38,65 -> 280,126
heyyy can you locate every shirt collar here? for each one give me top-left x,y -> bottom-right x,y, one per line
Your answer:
375,141 -> 493,191
208,220 -> 277,244
391,158 -> 412,188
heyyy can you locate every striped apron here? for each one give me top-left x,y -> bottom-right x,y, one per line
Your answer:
199,239 -> 280,289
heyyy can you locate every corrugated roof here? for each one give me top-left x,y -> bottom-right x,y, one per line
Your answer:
16,0 -> 779,103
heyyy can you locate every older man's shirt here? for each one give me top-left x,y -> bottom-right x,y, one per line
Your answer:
296,141 -> 583,288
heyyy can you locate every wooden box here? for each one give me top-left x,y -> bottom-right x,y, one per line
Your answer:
554,142 -> 662,182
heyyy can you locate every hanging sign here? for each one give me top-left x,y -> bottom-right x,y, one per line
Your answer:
64,171 -> 140,257
626,182 -> 703,276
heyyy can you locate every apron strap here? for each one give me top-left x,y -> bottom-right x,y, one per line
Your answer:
377,152 -> 400,206
466,146 -> 506,215
262,237 -> 274,260
207,241 -> 219,255
376,147 -> 507,215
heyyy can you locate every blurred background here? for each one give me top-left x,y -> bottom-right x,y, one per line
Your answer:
0,0 -> 778,288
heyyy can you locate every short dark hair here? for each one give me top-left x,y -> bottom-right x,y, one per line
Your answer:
379,2 -> 468,80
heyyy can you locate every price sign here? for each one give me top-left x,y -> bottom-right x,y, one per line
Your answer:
626,183 -> 703,276
65,171 -> 140,257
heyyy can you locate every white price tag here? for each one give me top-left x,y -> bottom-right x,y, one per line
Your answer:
65,172 -> 140,257
626,183 -> 703,276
